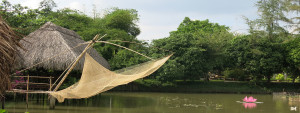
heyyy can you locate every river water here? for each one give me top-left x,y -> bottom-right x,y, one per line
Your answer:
4,92 -> 300,113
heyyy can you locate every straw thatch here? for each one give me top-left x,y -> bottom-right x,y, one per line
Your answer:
0,16 -> 22,96
15,22 -> 110,71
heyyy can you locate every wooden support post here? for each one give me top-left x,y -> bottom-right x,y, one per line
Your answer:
49,76 -> 52,91
13,92 -> 15,101
36,94 -> 39,103
42,93 -> 45,103
26,74 -> 29,109
49,95 -> 55,109
49,76 -> 55,109
1,97 -> 4,109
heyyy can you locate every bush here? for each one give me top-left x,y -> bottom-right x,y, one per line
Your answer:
135,79 -> 162,87
0,109 -> 7,113
223,68 -> 248,81
162,81 -> 176,87
275,73 -> 284,81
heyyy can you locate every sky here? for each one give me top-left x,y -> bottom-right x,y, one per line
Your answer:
9,0 -> 259,41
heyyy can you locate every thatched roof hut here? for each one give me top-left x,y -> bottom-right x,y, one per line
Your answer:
0,16 -> 22,96
16,22 -> 110,71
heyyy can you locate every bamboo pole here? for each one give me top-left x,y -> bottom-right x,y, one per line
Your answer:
49,34 -> 104,110
52,34 -> 101,91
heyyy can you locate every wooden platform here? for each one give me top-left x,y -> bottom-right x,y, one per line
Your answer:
6,89 -> 52,94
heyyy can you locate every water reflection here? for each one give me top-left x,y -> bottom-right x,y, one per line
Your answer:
157,95 -> 224,112
243,103 -> 257,109
273,92 -> 300,112
60,94 -> 155,108
4,92 -> 300,113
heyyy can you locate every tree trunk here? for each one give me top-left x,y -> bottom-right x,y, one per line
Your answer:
1,97 -> 4,109
267,76 -> 271,83
292,77 -> 296,83
205,74 -> 210,82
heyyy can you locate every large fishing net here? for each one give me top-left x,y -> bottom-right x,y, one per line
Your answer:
50,53 -> 172,102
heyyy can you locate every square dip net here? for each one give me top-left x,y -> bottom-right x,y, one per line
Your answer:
50,53 -> 172,102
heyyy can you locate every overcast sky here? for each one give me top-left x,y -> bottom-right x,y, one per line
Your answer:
9,0 -> 259,41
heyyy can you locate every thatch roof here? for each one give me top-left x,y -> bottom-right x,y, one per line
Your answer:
15,22 -> 110,71
0,16 -> 22,96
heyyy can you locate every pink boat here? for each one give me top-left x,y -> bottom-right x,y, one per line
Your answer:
243,96 -> 257,103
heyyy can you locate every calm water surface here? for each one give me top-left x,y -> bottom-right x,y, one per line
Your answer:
4,92 -> 300,113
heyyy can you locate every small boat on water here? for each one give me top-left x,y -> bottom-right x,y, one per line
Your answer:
243,96 -> 257,103
236,96 -> 263,103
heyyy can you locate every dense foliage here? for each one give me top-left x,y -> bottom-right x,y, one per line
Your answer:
151,17 -> 233,82
0,0 -> 148,71
2,0 -> 300,84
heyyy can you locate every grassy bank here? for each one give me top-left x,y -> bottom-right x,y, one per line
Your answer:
112,80 -> 300,94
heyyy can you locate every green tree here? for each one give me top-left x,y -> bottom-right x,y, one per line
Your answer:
227,35 -> 284,82
0,0 -> 147,74
103,8 -> 140,37
51,8 -> 93,33
0,0 -> 12,19
154,59 -> 185,82
90,8 -> 143,68
258,40 -> 284,82
151,33 -> 206,81
0,0 -> 57,35
238,0 -> 291,82
284,35 -> 300,82
39,0 -> 57,15
283,0 -> 300,32
151,17 -> 233,82
109,48 -> 149,70
246,0 -> 289,42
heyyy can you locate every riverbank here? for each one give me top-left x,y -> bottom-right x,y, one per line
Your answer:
112,80 -> 300,94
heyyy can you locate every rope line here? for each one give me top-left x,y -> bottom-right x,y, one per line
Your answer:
96,41 -> 154,60
106,40 -> 173,53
